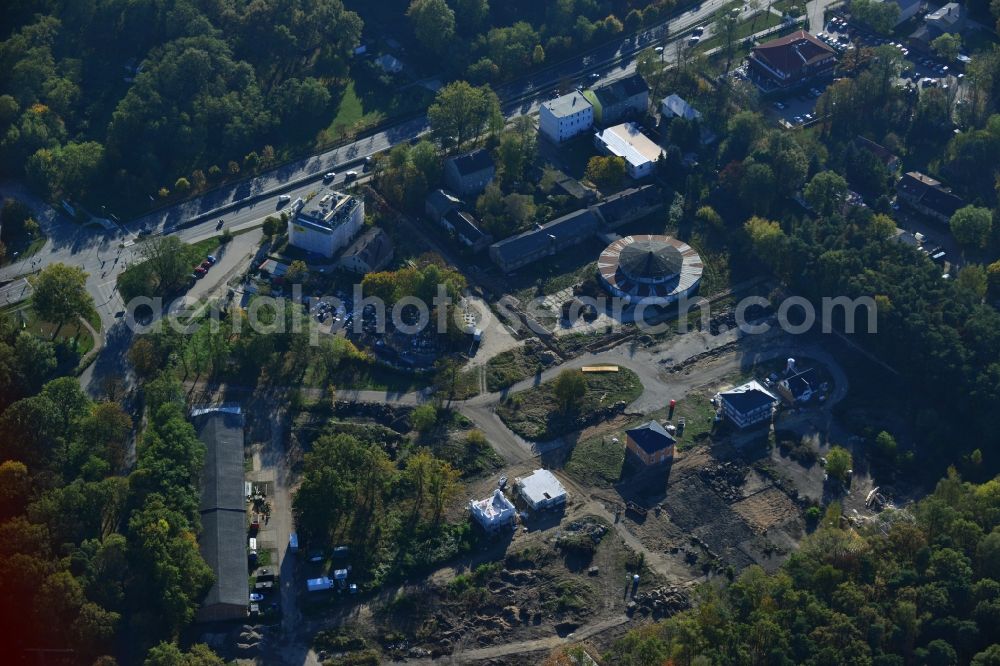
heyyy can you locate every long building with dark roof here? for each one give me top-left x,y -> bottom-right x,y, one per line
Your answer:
486,185 -> 666,273
194,410 -> 248,623
489,208 -> 602,273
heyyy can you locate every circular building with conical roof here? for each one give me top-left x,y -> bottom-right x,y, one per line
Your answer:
597,234 -> 702,305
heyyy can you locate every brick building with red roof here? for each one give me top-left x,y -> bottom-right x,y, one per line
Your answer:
747,30 -> 837,91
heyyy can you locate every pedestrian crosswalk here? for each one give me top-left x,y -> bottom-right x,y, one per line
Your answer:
0,278 -> 32,307
95,278 -> 125,315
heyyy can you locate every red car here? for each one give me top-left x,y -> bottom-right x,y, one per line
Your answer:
194,267 -> 207,276
200,260 -> 212,270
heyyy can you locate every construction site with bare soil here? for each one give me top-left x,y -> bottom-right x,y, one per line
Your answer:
254,322 -> 897,665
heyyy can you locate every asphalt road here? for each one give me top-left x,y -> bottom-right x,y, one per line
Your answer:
119,0 -> 734,239
0,0 -> 748,399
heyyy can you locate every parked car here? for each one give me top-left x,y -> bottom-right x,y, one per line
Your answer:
194,267 -> 207,276
206,255 -> 217,264
200,260 -> 212,269
250,593 -> 264,602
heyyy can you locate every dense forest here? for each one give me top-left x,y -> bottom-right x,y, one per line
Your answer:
606,471 -> 1000,666
0,310 -> 220,662
0,0 -> 677,214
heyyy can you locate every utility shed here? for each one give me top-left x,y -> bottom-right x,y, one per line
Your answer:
469,489 -> 517,532
194,411 -> 248,623
515,469 -> 568,510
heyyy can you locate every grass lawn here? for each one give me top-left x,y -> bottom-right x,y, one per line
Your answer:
564,389 -> 718,486
117,236 -> 222,301
449,368 -> 481,400
316,81 -> 373,147
509,239 -> 604,305
7,303 -> 97,358
565,435 -> 627,487
0,232 -> 48,267
314,69 -> 435,150
497,368 -> 643,441
485,347 -> 542,392
688,236 -> 733,297
697,11 -> 787,54
429,430 -> 503,478
303,357 -> 430,393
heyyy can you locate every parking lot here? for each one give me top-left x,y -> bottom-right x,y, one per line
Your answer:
766,15 -> 967,128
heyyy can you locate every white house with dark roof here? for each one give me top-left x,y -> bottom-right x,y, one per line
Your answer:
718,380 -> 779,429
539,91 -> 594,143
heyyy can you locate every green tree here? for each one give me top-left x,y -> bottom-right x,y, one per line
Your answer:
407,0 -> 456,55
30,263 -> 92,337
851,0 -> 900,33
453,0 -> 490,35
931,33 -> 962,62
950,205 -> 993,252
412,403 -> 438,433
0,460 -> 30,519
495,116 -> 536,184
584,155 -> 626,189
428,81 -> 502,150
957,264 -> 988,299
740,162 -> 777,215
804,171 -> 849,217
874,430 -> 897,460
285,260 -> 308,284
262,216 -> 281,237
987,260 -> 1000,299
25,141 -> 104,200
145,642 -> 225,666
553,369 -> 586,413
825,445 -> 852,483
136,235 -> 195,296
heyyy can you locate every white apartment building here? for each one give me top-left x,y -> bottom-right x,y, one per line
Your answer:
287,188 -> 364,258
539,92 -> 594,143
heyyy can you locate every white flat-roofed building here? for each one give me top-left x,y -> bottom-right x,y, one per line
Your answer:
288,188 -> 364,258
540,92 -> 594,143
594,122 -> 664,179
469,489 -> 517,531
515,469 -> 568,510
